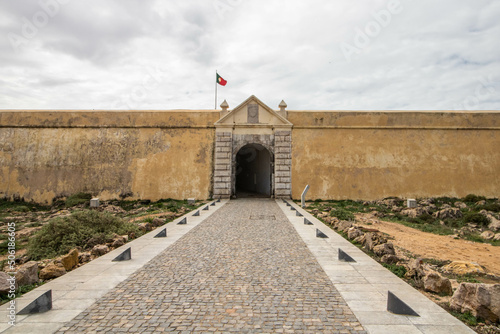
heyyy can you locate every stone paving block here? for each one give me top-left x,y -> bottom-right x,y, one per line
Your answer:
58,199 -> 366,333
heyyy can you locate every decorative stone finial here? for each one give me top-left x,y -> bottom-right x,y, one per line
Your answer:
220,100 -> 229,118
220,100 -> 229,111
278,100 -> 288,119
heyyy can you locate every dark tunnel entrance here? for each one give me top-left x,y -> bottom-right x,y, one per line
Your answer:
235,144 -> 272,198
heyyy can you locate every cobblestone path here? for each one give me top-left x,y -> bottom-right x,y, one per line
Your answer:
59,199 -> 366,333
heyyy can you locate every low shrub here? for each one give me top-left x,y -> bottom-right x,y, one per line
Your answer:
462,212 -> 490,226
476,202 -> 500,212
164,200 -> 180,213
382,263 -> 407,278
28,210 -> 140,260
450,311 -> 479,326
463,194 -> 486,203
408,213 -> 435,224
65,192 -> 92,207
329,208 -> 355,221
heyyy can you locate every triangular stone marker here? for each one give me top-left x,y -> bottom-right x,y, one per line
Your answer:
296,211 -> 303,217
18,290 -> 52,314
203,205 -> 209,211
177,217 -> 187,225
387,291 -> 420,317
154,228 -> 167,238
193,210 -> 200,216
217,199 -> 221,203
286,202 -> 291,207
112,247 -> 131,261
211,202 -> 216,206
316,229 -> 328,238
290,206 -> 296,211
282,199 -> 287,204
338,248 -> 356,262
304,218 -> 313,225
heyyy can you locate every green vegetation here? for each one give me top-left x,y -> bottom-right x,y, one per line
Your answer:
329,207 -> 355,221
476,202 -> 500,212
449,311 -> 480,326
65,192 -> 92,207
382,263 -> 407,278
27,210 -> 142,260
463,194 -> 486,203
455,274 -> 482,284
462,212 -> 490,226
0,198 -> 50,215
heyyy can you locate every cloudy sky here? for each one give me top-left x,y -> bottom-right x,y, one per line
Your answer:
1,0 -> 499,110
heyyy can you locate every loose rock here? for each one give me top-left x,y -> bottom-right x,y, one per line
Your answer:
112,238 -> 124,248
0,272 -> 17,294
481,230 -> 495,240
138,222 -> 152,232
433,207 -> 463,219
442,261 -> 486,276
60,249 -> 79,271
454,201 -> 468,209
401,207 -> 429,218
79,252 -> 91,264
363,232 -> 387,251
423,271 -> 452,295
373,243 -> 396,257
152,218 -> 165,227
91,245 -> 110,257
381,254 -> 400,264
39,263 -> 67,280
450,283 -> 500,323
347,227 -> 363,240
15,261 -> 39,286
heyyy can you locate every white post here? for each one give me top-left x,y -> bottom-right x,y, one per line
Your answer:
301,185 -> 310,208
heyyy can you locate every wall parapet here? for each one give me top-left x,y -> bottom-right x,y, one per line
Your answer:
288,111 -> 500,130
0,110 -> 220,128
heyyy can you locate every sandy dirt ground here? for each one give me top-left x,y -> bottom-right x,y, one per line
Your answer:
356,214 -> 500,276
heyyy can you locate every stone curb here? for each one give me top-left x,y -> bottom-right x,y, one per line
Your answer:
0,200 -> 228,334
277,200 -> 475,334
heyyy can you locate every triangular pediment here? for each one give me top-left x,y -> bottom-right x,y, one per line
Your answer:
215,95 -> 292,128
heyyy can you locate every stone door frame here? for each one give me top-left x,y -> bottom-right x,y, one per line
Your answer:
213,129 -> 292,199
212,96 -> 293,199
232,141 -> 275,197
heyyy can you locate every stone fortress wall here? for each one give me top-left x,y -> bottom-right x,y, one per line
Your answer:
0,103 -> 498,203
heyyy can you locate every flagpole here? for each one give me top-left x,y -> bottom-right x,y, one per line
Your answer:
215,70 -> 217,110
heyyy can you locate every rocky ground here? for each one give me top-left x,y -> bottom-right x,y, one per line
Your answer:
0,197 -> 204,304
304,196 -> 500,334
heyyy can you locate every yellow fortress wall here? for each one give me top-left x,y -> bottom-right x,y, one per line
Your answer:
0,107 -> 498,203
0,110 -> 219,203
289,111 -> 499,200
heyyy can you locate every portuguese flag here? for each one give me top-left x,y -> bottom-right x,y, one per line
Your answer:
216,73 -> 227,86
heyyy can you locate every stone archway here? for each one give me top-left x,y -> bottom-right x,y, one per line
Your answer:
212,96 -> 293,199
234,143 -> 273,198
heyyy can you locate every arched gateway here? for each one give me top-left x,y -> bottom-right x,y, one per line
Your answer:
213,96 -> 293,199
235,143 -> 272,197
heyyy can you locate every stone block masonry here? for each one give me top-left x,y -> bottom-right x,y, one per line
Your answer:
213,132 -> 232,198
274,130 -> 292,198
